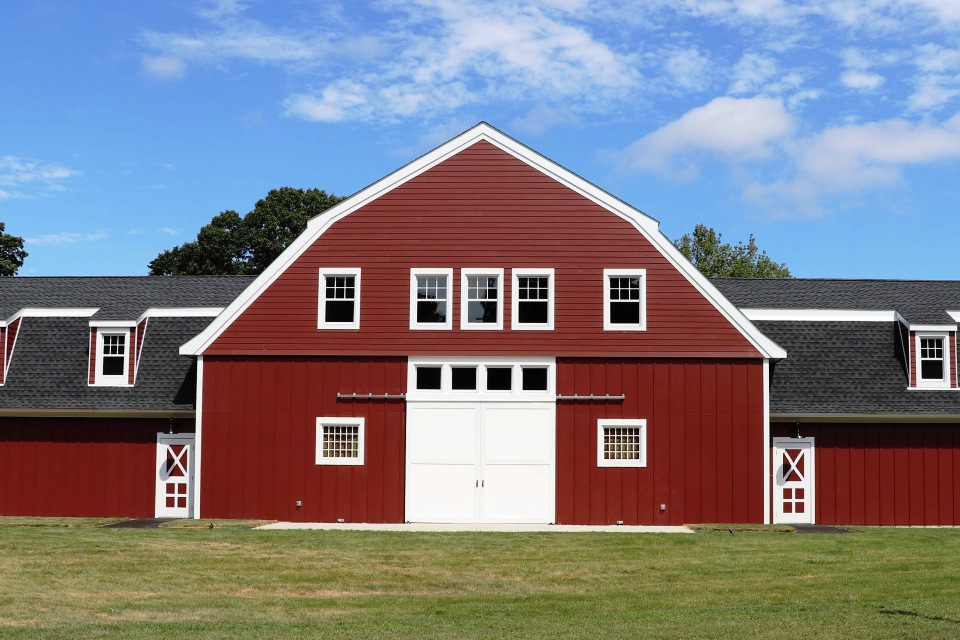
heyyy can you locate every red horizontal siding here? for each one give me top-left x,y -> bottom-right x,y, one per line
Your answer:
200,356 -> 407,522
556,359 -> 765,525
0,417 -> 190,517
208,142 -> 757,358
773,422 -> 960,525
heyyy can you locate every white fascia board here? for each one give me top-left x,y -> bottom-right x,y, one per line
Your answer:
137,307 -> 225,324
179,122 -> 784,359
948,311 -> 960,323
90,320 -> 138,328
743,309 -> 898,322
910,324 -> 957,332
6,307 -> 99,325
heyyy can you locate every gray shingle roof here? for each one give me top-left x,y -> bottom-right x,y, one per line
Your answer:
0,276 -> 255,320
0,276 -> 255,412
713,278 -> 960,324
757,320 -> 960,416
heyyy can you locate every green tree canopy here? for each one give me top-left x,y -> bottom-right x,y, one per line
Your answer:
149,187 -> 344,276
673,224 -> 791,278
0,222 -> 27,276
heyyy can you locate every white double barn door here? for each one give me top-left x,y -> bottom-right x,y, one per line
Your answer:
406,402 -> 555,523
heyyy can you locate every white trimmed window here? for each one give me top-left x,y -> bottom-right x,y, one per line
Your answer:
597,419 -> 647,467
604,269 -> 646,331
410,269 -> 453,330
461,268 -> 504,330
316,418 -> 365,465
318,268 -> 360,329
512,268 -> 554,330
94,330 -> 130,386
917,334 -> 950,388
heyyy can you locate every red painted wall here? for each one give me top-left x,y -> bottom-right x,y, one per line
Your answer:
208,142 -> 757,359
556,359 -> 766,525
0,417 -> 191,517
200,356 -> 407,522
773,422 -> 960,525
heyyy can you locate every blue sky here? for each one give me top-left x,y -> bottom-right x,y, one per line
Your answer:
3,0 -> 960,278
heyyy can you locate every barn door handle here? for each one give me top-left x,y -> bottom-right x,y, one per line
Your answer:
481,480 -> 485,488
476,480 -> 479,488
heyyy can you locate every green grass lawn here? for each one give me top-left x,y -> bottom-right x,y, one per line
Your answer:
0,522 -> 958,639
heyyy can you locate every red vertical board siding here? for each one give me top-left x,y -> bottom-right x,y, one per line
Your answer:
200,356 -> 407,522
208,142 -> 759,360
772,422 -> 960,525
0,417 -> 187,517
556,359 -> 764,525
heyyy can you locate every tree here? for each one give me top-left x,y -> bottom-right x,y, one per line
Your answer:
0,222 -> 27,276
149,187 -> 344,275
673,224 -> 791,278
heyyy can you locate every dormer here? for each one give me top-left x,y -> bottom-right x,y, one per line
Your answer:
908,323 -> 958,390
89,321 -> 137,387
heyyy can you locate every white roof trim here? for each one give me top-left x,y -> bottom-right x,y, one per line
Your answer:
90,320 -> 137,328
5,307 -> 99,325
948,311 -> 960,323
911,324 -> 957,332
743,309 -> 897,322
137,307 -> 225,324
180,122 -> 786,359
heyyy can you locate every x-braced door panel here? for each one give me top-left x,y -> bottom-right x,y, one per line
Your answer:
773,438 -> 814,524
156,434 -> 195,518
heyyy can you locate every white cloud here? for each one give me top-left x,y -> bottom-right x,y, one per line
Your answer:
0,156 -> 79,198
616,96 -> 794,179
141,55 -> 186,80
663,47 -> 712,91
511,105 -> 581,135
842,71 -> 885,90
26,231 -> 109,246
729,53 -> 778,94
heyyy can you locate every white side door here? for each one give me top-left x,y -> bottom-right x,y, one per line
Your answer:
155,433 -> 195,518
773,438 -> 815,524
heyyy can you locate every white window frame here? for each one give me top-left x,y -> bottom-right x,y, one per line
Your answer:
93,329 -> 131,387
316,417 -> 365,466
461,268 -> 504,330
512,268 -> 554,330
603,269 -> 647,331
597,419 -> 647,468
916,333 -> 950,388
410,268 -> 453,330
318,268 -> 361,330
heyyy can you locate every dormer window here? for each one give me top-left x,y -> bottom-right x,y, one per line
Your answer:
916,334 -> 950,388
94,330 -> 131,386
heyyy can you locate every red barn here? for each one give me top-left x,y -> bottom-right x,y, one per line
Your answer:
180,123 -> 784,525
2,123 -> 959,527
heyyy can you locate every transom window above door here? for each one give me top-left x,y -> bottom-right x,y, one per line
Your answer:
461,268 -> 504,330
407,357 -> 555,401
410,269 -> 453,330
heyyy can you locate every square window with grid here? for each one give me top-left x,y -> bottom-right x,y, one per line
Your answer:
597,420 -> 646,467
609,277 -> 642,324
316,418 -> 364,465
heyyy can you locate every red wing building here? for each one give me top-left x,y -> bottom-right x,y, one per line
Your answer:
2,123 -> 959,526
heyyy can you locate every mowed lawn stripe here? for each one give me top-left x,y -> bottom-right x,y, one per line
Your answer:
0,527 -> 958,638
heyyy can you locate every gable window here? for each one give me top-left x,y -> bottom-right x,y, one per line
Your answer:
316,418 -> 364,465
917,334 -> 950,387
318,268 -> 360,329
410,269 -> 453,329
513,268 -> 554,330
461,268 -> 504,330
603,269 -> 646,331
94,330 -> 130,386
597,419 -> 647,468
